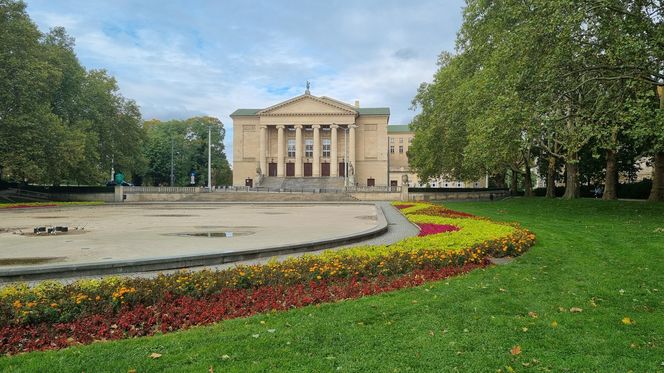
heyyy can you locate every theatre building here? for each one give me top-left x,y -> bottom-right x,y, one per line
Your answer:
231,89 -> 390,188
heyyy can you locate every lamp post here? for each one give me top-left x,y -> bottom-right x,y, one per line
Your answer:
344,126 -> 349,187
170,138 -> 175,186
207,124 -> 212,191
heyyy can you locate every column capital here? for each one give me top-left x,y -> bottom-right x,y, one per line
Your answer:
311,124 -> 321,129
259,125 -> 268,129
330,124 -> 339,129
294,124 -> 303,129
349,124 -> 358,129
276,124 -> 285,129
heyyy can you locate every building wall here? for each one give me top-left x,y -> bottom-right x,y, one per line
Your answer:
232,116 -> 260,186
232,94 -> 389,187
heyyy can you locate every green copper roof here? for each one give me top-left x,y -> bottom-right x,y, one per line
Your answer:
387,125 -> 412,133
358,107 -> 390,115
230,109 -> 261,116
230,107 -> 390,117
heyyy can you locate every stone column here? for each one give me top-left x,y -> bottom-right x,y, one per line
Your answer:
312,124 -> 321,177
349,124 -> 357,174
330,124 -> 338,177
295,124 -> 303,177
276,125 -> 285,177
259,125 -> 267,176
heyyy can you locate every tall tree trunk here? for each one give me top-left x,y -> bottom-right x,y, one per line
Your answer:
603,149 -> 618,200
494,171 -> 506,189
648,152 -> 664,202
509,169 -> 518,195
524,168 -> 533,197
562,155 -> 579,200
545,155 -> 557,198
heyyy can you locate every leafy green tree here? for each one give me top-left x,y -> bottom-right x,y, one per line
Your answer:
143,117 -> 231,186
0,0 -> 58,182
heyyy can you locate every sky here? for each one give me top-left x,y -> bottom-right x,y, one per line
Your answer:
26,0 -> 465,162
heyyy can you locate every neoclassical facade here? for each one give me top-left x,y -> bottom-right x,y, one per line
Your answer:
231,90 -> 390,187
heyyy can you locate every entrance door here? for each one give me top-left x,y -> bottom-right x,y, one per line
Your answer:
338,162 -> 345,177
367,178 -> 375,187
245,178 -> 253,187
303,163 -> 313,177
286,163 -> 295,177
321,163 -> 330,177
268,162 -> 277,177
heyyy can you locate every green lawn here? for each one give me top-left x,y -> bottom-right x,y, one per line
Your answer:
2,198 -> 663,372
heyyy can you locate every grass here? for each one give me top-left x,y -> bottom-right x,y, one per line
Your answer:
1,198 -> 663,372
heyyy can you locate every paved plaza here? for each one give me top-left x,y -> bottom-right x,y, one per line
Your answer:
0,203 -> 381,269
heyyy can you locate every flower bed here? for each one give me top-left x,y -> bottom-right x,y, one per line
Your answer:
0,264 -> 486,355
0,202 -> 535,354
417,223 -> 460,236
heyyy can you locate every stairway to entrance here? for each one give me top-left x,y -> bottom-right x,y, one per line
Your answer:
260,177 -> 345,192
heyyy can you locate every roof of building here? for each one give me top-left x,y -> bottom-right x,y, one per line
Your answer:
230,107 -> 390,117
230,109 -> 261,116
387,125 -> 412,133
358,107 -> 390,115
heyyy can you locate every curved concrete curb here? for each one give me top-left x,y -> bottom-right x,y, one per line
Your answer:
0,204 -> 388,283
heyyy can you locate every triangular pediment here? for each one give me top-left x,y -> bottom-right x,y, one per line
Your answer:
258,94 -> 358,116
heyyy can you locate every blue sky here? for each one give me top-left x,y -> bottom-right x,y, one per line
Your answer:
27,0 -> 465,161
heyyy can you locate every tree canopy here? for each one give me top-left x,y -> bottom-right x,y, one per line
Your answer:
408,0 -> 664,201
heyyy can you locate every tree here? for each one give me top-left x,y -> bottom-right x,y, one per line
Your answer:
142,117 -> 231,187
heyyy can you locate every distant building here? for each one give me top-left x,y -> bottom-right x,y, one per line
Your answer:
387,125 -> 487,188
230,90 -> 390,188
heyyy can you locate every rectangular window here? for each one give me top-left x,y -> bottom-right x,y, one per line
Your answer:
390,145 -> 395,154
389,137 -> 395,143
322,139 -> 331,157
399,145 -> 404,154
399,137 -> 404,143
305,139 -> 313,157
287,139 -> 296,158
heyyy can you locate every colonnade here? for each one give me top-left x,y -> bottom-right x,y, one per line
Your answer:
259,124 -> 356,177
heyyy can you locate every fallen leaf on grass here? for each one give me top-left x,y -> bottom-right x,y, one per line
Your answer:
252,334 -> 260,338
570,307 -> 583,313
149,352 -> 162,359
622,317 -> 634,325
209,366 -> 214,373
221,354 -> 231,360
510,345 -> 522,355
527,311 -> 538,318
267,329 -> 276,333
522,327 -> 528,332
551,320 -> 558,328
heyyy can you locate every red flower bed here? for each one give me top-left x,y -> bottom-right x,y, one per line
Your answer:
412,205 -> 475,218
417,223 -> 461,236
395,204 -> 415,210
0,263 -> 486,354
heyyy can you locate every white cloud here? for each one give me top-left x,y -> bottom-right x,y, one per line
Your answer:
26,0 -> 465,163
